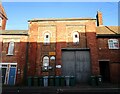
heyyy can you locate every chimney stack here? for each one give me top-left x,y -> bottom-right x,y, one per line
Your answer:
96,11 -> 103,26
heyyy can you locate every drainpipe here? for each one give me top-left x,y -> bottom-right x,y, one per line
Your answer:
23,36 -> 29,86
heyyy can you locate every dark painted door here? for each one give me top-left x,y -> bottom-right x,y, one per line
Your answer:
99,61 -> 110,82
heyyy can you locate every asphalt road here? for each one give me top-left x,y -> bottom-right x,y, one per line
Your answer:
2,87 -> 120,94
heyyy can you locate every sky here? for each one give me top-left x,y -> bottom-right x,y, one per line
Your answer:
2,2 -> 118,30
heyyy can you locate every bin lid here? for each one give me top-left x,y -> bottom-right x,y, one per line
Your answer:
43,76 -> 48,78
49,76 -> 54,78
90,75 -> 95,77
65,76 -> 70,78
97,75 -> 102,77
39,76 -> 43,78
71,76 -> 75,78
28,76 -> 32,78
34,77 -> 38,78
55,76 -> 59,78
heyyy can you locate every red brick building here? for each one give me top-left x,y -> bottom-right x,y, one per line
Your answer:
0,4 -> 119,85
0,3 -> 7,30
0,30 -> 28,85
96,12 -> 120,83
28,17 -> 99,84
0,4 -> 28,85
96,26 -> 120,83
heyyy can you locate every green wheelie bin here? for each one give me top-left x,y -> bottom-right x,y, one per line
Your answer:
89,75 -> 96,86
33,76 -> 38,86
70,76 -> 75,86
27,76 -> 33,86
39,76 -> 43,86
55,76 -> 60,86
60,76 -> 65,86
49,76 -> 54,86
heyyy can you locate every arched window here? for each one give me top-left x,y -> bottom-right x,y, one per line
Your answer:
7,41 -> 14,55
44,33 -> 50,44
50,56 -> 55,60
43,56 -> 49,67
73,32 -> 79,44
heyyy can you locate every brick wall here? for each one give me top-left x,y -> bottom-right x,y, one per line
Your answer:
1,18 -> 7,30
86,32 -> 99,75
0,4 -> 7,30
97,38 -> 120,62
97,38 -> 120,83
1,35 -> 28,85
28,19 -> 99,77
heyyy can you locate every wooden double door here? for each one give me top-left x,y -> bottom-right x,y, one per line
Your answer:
62,50 -> 91,83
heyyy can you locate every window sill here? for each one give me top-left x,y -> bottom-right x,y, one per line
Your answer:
43,43 -> 50,46
6,54 -> 14,56
41,66 -> 49,72
109,48 -> 119,50
73,42 -> 79,46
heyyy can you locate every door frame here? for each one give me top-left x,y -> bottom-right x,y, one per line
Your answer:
1,64 -> 8,85
1,63 -> 17,85
99,60 -> 110,82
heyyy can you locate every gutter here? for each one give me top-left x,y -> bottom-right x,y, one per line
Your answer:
96,34 -> 120,38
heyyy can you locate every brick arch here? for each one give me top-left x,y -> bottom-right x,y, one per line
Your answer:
71,30 -> 80,37
42,30 -> 52,37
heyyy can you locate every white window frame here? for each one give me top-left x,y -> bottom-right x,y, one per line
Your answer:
1,63 -> 17,85
7,41 -> 15,55
73,32 -> 79,44
44,33 -> 50,44
0,17 -> 2,27
43,56 -> 49,67
108,39 -> 119,49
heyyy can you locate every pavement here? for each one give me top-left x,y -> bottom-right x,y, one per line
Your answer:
1,83 -> 120,94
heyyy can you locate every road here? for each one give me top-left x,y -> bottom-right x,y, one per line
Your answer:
2,86 -> 120,94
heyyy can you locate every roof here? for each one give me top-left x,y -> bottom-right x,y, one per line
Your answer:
0,30 -> 28,35
96,26 -> 120,34
28,18 -> 96,22
0,3 -> 8,19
